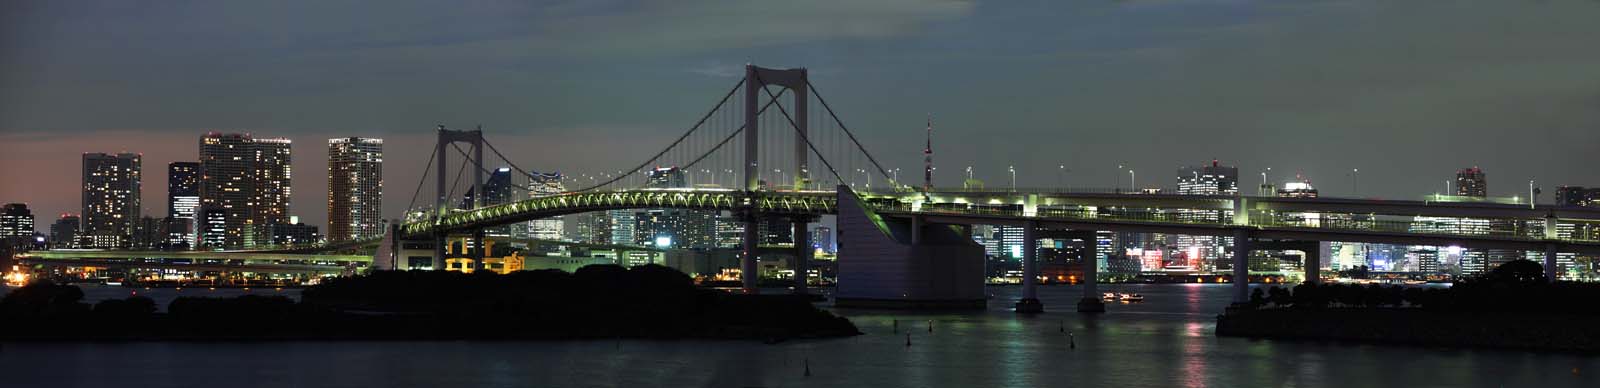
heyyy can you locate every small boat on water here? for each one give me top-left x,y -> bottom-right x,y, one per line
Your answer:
1102,291 -> 1146,302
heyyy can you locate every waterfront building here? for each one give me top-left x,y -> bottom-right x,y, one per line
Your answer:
270,222 -> 321,246
1556,186 -> 1600,208
607,209 -> 636,246
810,226 -> 834,253
198,205 -> 229,248
1456,167 -> 1487,197
199,133 -> 292,247
1277,179 -> 1319,198
327,137 -> 383,242
525,172 -> 565,240
167,162 -> 200,245
1,204 -> 34,250
1175,160 -> 1238,272
82,152 -> 141,248
48,214 -> 79,249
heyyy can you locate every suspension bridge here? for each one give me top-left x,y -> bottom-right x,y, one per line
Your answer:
20,65 -> 1600,313
389,64 -> 1600,313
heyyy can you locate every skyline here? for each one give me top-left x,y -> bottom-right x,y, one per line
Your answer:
6,0 -> 1600,231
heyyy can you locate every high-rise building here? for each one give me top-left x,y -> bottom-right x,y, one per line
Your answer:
49,214 -> 80,249
525,172 -> 566,240
646,167 -> 686,188
607,209 -> 636,246
1175,160 -> 1238,271
810,226 -> 835,253
1,204 -> 35,249
1456,167 -> 1487,197
200,133 -> 292,247
1556,186 -> 1600,208
166,162 -> 200,245
82,152 -> 141,248
198,206 -> 228,248
1177,160 -> 1239,196
327,137 -> 383,242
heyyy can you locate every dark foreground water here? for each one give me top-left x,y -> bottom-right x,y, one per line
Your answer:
3,284 -> 1598,387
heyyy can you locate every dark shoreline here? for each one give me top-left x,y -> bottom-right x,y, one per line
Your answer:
1,266 -> 863,342
1216,308 -> 1600,353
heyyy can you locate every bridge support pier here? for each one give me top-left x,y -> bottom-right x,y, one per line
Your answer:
1074,230 -> 1104,313
741,211 -> 761,294
1303,244 -> 1321,285
1231,229 -> 1252,305
793,216 -> 815,295
1015,220 -> 1043,313
1544,243 -> 1558,283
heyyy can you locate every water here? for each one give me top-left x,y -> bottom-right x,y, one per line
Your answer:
3,284 -> 1598,387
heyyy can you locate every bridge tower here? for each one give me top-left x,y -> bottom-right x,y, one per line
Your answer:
740,65 -> 810,293
435,126 -> 487,271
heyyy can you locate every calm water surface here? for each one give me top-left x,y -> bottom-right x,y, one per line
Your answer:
3,284 -> 1597,387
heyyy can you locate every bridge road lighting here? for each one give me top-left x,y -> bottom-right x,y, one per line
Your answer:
1057,165 -> 1067,191
1351,168 -> 1360,197
1009,165 -> 1016,192
1129,169 -> 1136,192
1117,164 -> 1126,192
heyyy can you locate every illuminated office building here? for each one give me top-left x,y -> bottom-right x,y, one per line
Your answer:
327,137 -> 383,242
82,152 -> 142,248
199,133 -> 292,247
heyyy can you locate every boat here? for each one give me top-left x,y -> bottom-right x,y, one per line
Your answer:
1118,293 -> 1145,302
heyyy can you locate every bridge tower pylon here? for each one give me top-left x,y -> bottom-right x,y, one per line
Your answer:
434,126 -> 487,271
740,65 -> 809,293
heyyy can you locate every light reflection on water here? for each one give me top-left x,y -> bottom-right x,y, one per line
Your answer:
1,284 -> 1598,387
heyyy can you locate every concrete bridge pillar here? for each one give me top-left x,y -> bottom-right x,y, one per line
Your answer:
741,211 -> 761,294
1231,229 -> 1252,305
1015,220 -> 1043,313
1544,243 -> 1558,283
1303,243 -> 1321,285
1076,230 -> 1105,313
793,216 -> 815,295
911,215 -> 924,245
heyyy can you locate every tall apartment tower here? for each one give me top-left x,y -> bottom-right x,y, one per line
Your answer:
327,137 -> 383,242
199,133 -> 292,247
1456,167 -> 1487,197
82,152 -> 142,248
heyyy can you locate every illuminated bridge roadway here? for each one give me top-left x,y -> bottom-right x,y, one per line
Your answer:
398,186 -> 1600,312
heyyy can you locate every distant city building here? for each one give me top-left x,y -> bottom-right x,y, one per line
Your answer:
131,216 -> 164,249
647,167 -> 686,188
607,209 -> 636,246
198,206 -> 228,248
48,214 -> 80,249
1556,186 -> 1600,208
200,133 -> 292,247
327,137 -> 383,242
1177,160 -> 1239,196
525,172 -> 566,240
82,152 -> 142,248
1456,167 -> 1487,197
810,226 -> 835,253
1,204 -> 35,250
1175,160 -> 1238,271
167,162 -> 200,245
270,222 -> 321,246
1277,179 -> 1319,198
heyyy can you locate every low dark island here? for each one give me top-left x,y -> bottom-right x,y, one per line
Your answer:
1217,260 -> 1600,353
0,264 -> 861,341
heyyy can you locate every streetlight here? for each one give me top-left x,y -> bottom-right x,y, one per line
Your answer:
1529,179 -> 1537,209
1057,165 -> 1067,191
1352,168 -> 1360,197
1008,165 -> 1016,192
1117,164 -> 1125,192
1129,169 -> 1136,192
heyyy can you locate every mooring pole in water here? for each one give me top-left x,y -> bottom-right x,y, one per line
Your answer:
893,319 -> 898,334
804,359 -> 811,377
905,333 -> 911,347
927,320 -> 933,333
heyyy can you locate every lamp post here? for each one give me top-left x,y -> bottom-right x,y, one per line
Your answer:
1352,168 -> 1360,197
1058,165 -> 1066,191
1117,164 -> 1125,192
1009,165 -> 1016,192
1129,169 -> 1136,193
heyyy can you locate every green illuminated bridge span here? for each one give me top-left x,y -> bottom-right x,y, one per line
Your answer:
401,187 -> 1600,254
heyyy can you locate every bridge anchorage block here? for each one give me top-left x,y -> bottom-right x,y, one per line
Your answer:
1076,298 -> 1106,313
1014,298 -> 1044,314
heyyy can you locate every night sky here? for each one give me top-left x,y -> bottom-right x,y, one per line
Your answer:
4,0 -> 1600,232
